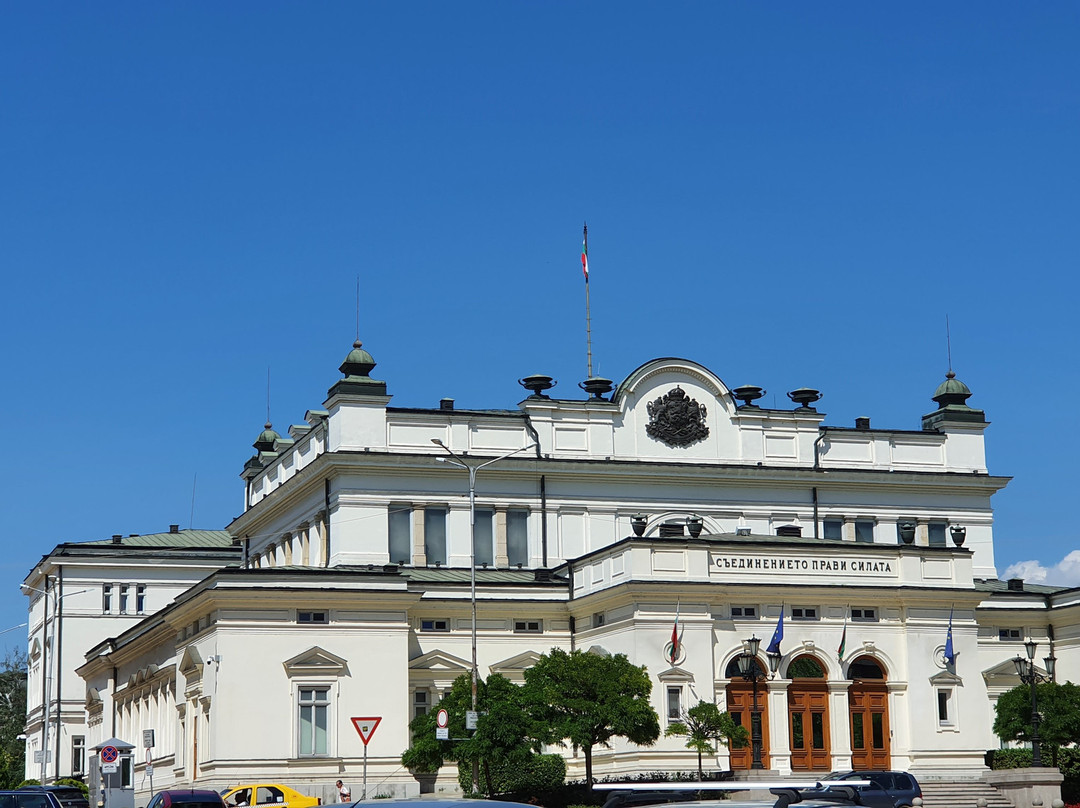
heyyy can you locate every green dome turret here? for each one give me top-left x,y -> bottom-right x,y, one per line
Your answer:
922,370 -> 985,430
326,338 -> 388,399
253,422 -> 280,453
339,340 -> 376,378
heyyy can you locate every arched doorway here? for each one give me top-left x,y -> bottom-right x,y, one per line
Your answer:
724,656 -> 769,770
787,655 -> 830,771
848,655 -> 890,769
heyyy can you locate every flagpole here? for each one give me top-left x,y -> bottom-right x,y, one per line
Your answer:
584,222 -> 593,378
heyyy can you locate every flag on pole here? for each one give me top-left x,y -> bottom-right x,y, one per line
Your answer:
943,607 -> 956,666
581,223 -> 589,279
766,607 -> 784,655
668,601 -> 681,664
837,616 -> 847,662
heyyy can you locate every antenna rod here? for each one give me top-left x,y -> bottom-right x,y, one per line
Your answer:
356,275 -> 360,342
266,367 -> 271,424
946,314 -> 953,374
583,222 -> 593,378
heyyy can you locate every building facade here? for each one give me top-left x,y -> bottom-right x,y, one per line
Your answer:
24,341 -> 1080,801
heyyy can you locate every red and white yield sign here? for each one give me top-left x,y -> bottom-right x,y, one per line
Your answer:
351,716 -> 382,746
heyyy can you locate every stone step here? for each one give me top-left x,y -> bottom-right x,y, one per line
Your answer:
919,781 -> 1014,808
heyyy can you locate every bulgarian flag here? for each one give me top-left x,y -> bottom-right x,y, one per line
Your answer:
668,601 -> 681,664
581,223 -> 589,279
837,616 -> 847,662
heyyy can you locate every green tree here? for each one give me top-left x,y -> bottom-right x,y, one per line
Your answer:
0,650 -> 28,788
523,648 -> 660,784
665,701 -> 748,780
401,673 -> 545,796
993,681 -> 1080,767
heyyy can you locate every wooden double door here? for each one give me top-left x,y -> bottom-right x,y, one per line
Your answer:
726,681 -> 769,769
849,682 -> 890,769
788,681 -> 830,771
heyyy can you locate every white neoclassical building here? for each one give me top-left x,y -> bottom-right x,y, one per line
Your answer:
23,339 -> 1080,802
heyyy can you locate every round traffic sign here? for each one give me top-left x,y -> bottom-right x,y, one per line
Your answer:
101,746 -> 119,763
436,708 -> 448,728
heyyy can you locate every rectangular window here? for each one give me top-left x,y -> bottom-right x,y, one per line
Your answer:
937,689 -> 953,726
424,507 -> 447,566
791,607 -> 818,621
593,612 -> 605,628
121,755 -> 133,788
420,619 -> 449,632
823,519 -> 844,540
474,508 -> 494,568
102,585 -> 112,614
854,520 -> 875,543
298,611 -> 329,624
413,690 -> 429,718
514,620 -> 542,634
666,686 -> 682,720
851,608 -> 877,622
72,736 -> 85,775
998,628 -> 1022,641
507,510 -> 529,567
298,687 -> 330,755
388,505 -> 412,565
928,522 -> 947,548
731,606 -> 757,618
119,585 -> 129,614
136,585 -> 146,614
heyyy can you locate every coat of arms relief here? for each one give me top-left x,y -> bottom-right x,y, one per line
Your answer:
645,386 -> 709,447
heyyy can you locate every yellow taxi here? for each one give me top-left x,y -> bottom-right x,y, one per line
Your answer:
220,785 -> 320,808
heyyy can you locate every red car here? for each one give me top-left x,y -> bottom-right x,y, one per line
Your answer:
146,791 -> 227,808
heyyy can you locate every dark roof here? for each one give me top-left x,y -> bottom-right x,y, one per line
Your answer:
974,578 -> 1066,596
79,529 -> 234,549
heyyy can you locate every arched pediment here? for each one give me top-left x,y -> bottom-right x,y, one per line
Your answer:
613,358 -> 731,404
282,646 -> 348,677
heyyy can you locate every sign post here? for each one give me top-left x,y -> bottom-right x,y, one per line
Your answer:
143,730 -> 155,795
435,709 -> 448,741
350,717 -> 382,800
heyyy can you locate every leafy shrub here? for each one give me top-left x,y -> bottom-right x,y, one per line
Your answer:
460,753 -> 566,796
987,748 -> 1080,803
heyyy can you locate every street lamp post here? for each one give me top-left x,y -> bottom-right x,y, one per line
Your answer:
431,439 -> 537,793
23,582 -> 89,784
1012,638 -> 1056,768
736,636 -> 781,770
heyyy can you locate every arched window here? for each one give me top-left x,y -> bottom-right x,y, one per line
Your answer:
847,655 -> 886,681
725,656 -> 766,678
788,655 -> 826,679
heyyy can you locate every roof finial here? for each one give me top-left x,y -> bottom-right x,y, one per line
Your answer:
946,314 -> 954,379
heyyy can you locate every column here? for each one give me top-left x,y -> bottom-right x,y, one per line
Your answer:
300,524 -> 310,566
412,506 -> 426,566
284,533 -> 293,565
766,678 -> 791,775
827,680 -> 852,771
494,507 -> 509,568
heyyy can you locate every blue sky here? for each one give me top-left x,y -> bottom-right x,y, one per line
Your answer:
3,3 -> 1079,653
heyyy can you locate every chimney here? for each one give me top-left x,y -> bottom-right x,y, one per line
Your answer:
111,534 -> 123,544
1007,578 -> 1025,592
440,398 -> 454,410
169,524 -> 180,534
855,417 -> 871,430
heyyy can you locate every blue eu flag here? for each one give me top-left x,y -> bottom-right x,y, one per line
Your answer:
766,608 -> 784,655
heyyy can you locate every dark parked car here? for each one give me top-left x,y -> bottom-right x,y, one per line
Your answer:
801,771 -> 921,808
18,787 -> 89,808
146,791 -> 227,808
0,791 -> 64,808
602,791 -> 702,808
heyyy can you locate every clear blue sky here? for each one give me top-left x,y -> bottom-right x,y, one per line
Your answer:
3,3 -> 1079,653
